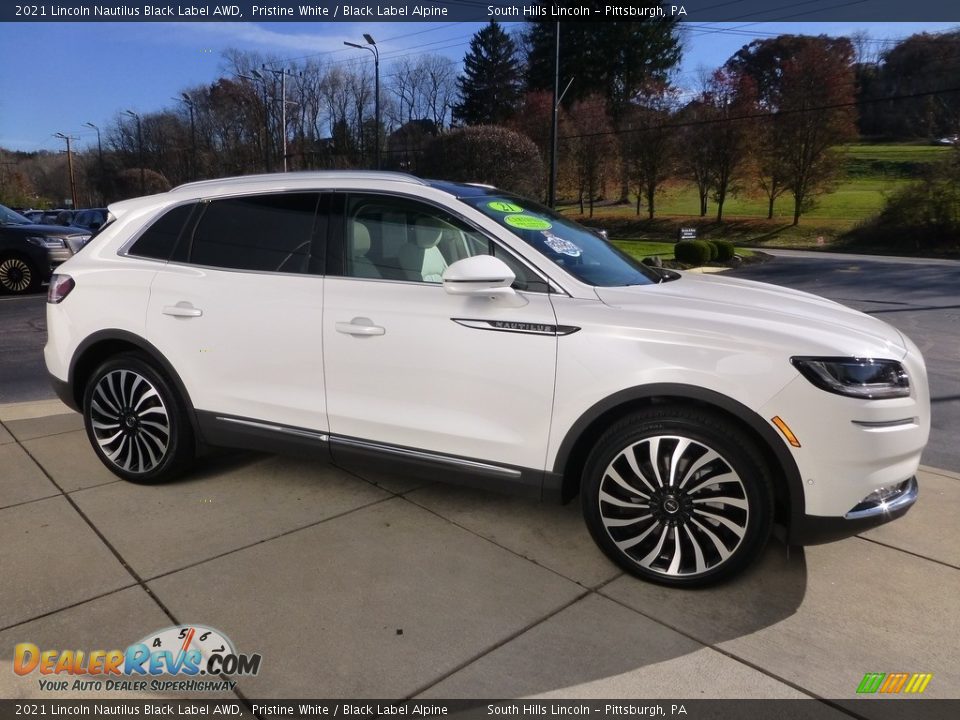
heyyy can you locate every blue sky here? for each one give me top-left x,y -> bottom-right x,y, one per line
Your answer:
0,20 -> 956,153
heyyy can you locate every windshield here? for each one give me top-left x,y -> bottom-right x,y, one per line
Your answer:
463,193 -> 659,287
0,204 -> 30,226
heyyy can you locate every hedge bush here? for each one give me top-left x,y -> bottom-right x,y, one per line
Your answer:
674,240 -> 712,266
704,240 -> 719,261
420,125 -> 543,198
714,240 -> 736,261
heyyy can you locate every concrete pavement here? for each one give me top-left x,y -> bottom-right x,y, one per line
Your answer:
1,401 -> 958,708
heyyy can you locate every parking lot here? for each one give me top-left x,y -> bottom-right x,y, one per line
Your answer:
1,250 -> 958,708
1,402 -> 958,706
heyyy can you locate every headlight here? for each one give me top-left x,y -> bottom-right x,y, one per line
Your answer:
791,356 -> 910,399
26,236 -> 66,249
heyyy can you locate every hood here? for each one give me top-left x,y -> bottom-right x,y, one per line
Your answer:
5,222 -> 89,237
595,271 -> 907,360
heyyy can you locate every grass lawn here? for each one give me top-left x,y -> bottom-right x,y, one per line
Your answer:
557,141 -> 957,255
564,175 -> 909,225
612,240 -> 675,259
841,141 -> 952,165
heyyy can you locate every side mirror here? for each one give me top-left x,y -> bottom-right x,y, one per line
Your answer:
442,255 -> 516,298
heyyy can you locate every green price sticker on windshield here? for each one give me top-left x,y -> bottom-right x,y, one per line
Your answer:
504,214 -> 552,230
487,201 -> 524,213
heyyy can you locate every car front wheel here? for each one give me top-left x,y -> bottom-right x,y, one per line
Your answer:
582,406 -> 773,587
0,254 -> 40,295
82,353 -> 195,483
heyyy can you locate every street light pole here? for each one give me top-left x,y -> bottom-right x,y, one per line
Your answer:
83,122 -> 104,205
54,132 -> 79,209
345,34 -> 380,169
124,110 -> 145,196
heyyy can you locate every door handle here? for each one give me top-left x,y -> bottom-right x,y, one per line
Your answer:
336,318 -> 385,336
162,302 -> 203,318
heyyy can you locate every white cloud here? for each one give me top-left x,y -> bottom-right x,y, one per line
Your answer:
172,22 -> 349,55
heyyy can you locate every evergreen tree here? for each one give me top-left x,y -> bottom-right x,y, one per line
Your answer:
452,21 -> 522,126
525,3 -> 682,121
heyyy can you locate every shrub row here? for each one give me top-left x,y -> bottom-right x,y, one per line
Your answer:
674,239 -> 736,265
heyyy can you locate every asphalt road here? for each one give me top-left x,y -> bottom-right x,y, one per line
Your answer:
0,294 -> 51,405
1,248 -> 956,470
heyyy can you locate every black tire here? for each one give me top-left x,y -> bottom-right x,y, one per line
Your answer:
82,353 -> 195,483
581,405 -> 773,587
0,253 -> 41,295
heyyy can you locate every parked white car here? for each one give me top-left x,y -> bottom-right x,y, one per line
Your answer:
44,172 -> 929,586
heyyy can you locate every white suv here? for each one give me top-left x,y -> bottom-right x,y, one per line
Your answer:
44,172 -> 929,586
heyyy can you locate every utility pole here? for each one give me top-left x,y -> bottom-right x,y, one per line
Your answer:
261,66 -> 296,172
280,69 -> 288,172
54,133 -> 79,209
123,110 -> 145,195
0,161 -> 16,204
83,122 -> 104,205
548,22 -> 560,208
174,94 -> 197,180
239,72 -> 271,171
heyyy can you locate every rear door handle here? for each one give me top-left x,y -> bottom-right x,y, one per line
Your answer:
162,302 -> 203,318
336,318 -> 385,336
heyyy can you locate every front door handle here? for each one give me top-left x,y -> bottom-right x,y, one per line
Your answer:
162,302 -> 203,318
336,318 -> 385,336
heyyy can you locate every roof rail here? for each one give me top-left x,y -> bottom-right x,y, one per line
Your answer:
171,170 -> 427,192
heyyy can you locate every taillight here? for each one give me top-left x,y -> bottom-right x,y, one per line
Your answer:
47,274 -> 75,304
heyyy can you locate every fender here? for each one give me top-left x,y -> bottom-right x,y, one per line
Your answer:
551,383 -> 805,527
66,329 -> 202,441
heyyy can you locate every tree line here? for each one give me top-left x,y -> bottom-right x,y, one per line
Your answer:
2,6 -> 958,228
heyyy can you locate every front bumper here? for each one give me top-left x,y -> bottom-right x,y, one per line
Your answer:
790,476 -> 918,544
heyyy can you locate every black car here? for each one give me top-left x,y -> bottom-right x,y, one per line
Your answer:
0,204 -> 91,294
41,209 -> 75,226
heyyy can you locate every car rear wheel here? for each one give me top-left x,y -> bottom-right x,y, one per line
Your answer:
82,353 -> 195,483
582,406 -> 773,587
0,254 -> 40,295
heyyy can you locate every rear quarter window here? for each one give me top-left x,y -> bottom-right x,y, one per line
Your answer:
127,204 -> 197,261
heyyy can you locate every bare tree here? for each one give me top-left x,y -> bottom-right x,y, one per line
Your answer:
569,95 -> 618,217
778,42 -> 858,224
420,55 -> 457,129
622,83 -> 678,219
701,69 -> 758,222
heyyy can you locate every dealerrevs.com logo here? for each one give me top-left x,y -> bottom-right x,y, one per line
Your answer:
13,625 -> 262,693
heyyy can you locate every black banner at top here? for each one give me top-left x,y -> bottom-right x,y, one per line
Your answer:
2,0 -> 959,23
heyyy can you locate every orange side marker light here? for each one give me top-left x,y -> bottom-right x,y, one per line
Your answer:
771,416 -> 801,448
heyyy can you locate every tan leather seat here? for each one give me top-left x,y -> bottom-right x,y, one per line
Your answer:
398,217 -> 448,283
350,222 -> 380,278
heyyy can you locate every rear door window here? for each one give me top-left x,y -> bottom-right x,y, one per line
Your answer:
187,193 -> 321,274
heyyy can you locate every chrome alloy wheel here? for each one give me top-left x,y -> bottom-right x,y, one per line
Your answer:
598,435 -> 750,578
89,369 -> 170,474
0,257 -> 33,293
